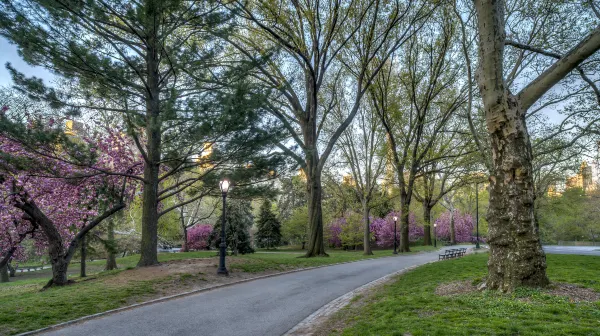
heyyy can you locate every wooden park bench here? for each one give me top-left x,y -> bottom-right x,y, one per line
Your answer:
438,248 -> 468,260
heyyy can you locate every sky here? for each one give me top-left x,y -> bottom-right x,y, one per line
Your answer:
0,37 -> 55,87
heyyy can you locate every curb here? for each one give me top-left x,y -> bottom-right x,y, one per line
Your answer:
284,246 -> 476,335
283,261 -> 436,336
16,249 -> 440,336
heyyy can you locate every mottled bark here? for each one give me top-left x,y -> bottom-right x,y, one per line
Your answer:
484,96 -> 549,290
475,0 -> 550,291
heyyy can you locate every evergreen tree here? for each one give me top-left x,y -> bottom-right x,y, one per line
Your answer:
0,0 -> 284,268
255,200 -> 282,249
211,200 -> 254,255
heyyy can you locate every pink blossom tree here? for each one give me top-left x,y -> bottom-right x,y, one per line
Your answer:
433,210 -> 474,243
0,119 -> 142,286
370,211 -> 423,248
327,218 -> 343,248
186,224 -> 213,250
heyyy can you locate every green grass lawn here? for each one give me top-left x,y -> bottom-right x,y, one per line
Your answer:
325,254 -> 600,336
0,246 -> 436,335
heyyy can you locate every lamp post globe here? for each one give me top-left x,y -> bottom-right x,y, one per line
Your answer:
217,179 -> 231,276
393,216 -> 398,254
433,223 -> 437,248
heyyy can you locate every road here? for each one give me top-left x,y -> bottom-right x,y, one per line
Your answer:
37,245 -> 599,336
543,245 -> 600,256
40,247 -> 465,336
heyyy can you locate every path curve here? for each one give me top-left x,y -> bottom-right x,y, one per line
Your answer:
37,247 -> 464,336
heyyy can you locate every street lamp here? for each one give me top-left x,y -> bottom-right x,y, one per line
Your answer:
217,179 -> 231,276
475,181 -> 480,249
433,223 -> 437,248
393,216 -> 398,254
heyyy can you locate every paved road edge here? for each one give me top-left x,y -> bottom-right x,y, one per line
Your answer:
284,247 -> 480,336
16,251 -> 437,336
283,262 -> 434,336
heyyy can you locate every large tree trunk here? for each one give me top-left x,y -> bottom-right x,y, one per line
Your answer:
423,203 -> 432,246
475,0 -> 549,292
362,200 -> 373,255
138,18 -> 162,266
485,96 -> 548,291
305,169 -> 327,257
450,210 -> 456,245
0,264 -> 8,283
105,219 -> 117,271
399,192 -> 411,252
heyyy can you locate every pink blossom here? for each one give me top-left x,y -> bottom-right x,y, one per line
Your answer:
433,210 -> 474,243
186,224 -> 213,250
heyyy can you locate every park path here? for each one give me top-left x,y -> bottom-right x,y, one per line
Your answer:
39,248 -> 462,336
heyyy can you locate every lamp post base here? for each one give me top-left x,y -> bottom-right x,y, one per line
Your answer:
393,250 -> 398,255
217,267 -> 229,276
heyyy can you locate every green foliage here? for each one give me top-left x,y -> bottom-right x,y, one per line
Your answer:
255,200 -> 282,249
281,206 -> 309,247
329,254 -> 600,336
277,175 -> 307,221
538,188 -> 600,243
339,212 -> 363,249
211,199 -> 255,254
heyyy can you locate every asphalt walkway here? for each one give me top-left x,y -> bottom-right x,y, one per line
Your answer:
41,247 -> 463,336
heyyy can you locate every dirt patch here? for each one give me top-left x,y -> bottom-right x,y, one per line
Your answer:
99,257 -> 286,305
548,283 -> 600,302
435,280 -> 477,296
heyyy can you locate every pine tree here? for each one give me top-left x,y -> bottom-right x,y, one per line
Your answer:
211,200 -> 255,255
255,200 -> 282,249
0,0 -> 284,268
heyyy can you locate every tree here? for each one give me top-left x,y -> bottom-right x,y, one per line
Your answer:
472,0 -> 600,291
186,224 -> 213,251
211,199 -> 255,255
281,206 -> 310,249
336,103 -> 387,255
255,200 -> 282,249
370,211 -> 422,248
0,130 -> 137,286
371,12 -> 465,252
413,125 -> 476,245
433,210 -> 474,243
225,0 -> 436,257
0,0 -> 283,267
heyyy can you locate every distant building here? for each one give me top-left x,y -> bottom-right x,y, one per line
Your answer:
551,161 -> 598,196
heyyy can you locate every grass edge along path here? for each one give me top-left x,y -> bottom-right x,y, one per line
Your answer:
317,253 -> 600,336
0,246 -> 437,335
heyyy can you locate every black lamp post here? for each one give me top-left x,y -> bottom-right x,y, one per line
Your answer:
393,216 -> 398,254
434,223 -> 437,248
475,181 -> 480,249
217,179 -> 230,276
